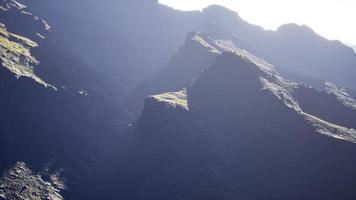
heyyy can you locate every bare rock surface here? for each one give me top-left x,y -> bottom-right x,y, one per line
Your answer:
0,162 -> 64,200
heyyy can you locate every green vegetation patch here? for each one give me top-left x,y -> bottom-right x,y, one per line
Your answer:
0,23 -> 54,88
150,89 -> 189,110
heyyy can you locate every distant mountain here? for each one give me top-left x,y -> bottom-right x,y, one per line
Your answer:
121,42 -> 356,199
198,5 -> 356,90
19,0 -> 197,87
8,1 -> 356,90
346,44 -> 356,53
352,45 -> 356,53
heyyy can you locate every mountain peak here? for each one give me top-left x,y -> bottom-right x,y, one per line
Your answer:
202,4 -> 241,18
275,23 -> 322,40
277,23 -> 314,33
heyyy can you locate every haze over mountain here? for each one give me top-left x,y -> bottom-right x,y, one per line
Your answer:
160,0 -> 356,45
0,0 -> 356,199
351,45 -> 356,53
8,0 -> 356,91
116,33 -> 356,199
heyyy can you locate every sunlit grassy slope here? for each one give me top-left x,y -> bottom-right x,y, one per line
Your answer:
0,23 -> 53,88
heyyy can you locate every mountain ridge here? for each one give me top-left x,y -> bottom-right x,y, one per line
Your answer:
13,0 -> 356,90
124,46 -> 356,200
1,1 -> 356,199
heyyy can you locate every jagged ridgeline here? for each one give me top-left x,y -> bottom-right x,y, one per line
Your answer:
124,35 -> 356,199
129,31 -> 356,144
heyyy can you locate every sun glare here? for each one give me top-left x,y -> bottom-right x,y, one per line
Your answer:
159,0 -> 356,45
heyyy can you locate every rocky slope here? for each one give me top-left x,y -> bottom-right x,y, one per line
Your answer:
122,37 -> 356,199
0,162 -> 64,200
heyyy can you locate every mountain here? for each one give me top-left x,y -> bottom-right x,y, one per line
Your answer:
8,1 -> 356,91
122,44 -> 356,199
1,0 -> 356,199
199,5 -> 356,90
19,0 -> 199,87
124,3 -> 356,116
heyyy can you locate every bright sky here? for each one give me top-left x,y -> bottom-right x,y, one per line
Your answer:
159,0 -> 356,45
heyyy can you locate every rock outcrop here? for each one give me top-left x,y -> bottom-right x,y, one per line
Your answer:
0,162 -> 64,200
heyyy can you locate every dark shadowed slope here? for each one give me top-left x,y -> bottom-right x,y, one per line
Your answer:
0,1 -> 130,199
21,0 -> 202,87
293,84 -> 356,129
127,31 -> 221,117
119,49 -> 356,200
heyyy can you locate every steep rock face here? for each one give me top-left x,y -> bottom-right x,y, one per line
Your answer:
127,31 -> 221,117
117,90 -> 244,200
293,85 -> 356,129
126,49 -> 356,200
188,51 -> 356,141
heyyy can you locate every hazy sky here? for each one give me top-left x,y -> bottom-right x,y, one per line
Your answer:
159,0 -> 356,45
